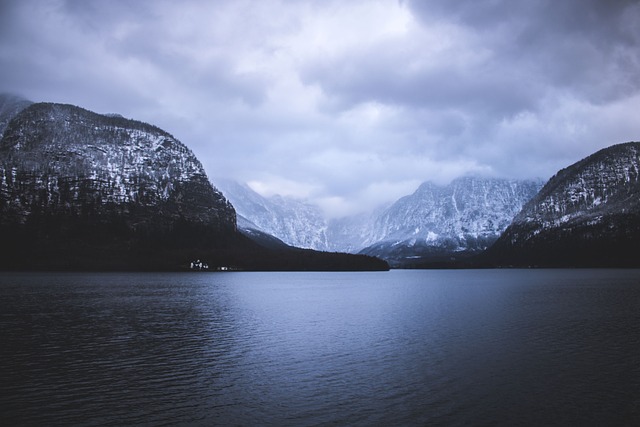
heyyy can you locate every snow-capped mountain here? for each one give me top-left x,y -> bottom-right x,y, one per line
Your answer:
326,207 -> 388,253
216,176 -> 542,266
487,141 -> 640,267
0,101 -> 238,269
0,102 -> 236,230
358,177 -> 543,266
215,179 -> 330,251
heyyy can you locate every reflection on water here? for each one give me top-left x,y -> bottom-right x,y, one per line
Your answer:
1,270 -> 639,425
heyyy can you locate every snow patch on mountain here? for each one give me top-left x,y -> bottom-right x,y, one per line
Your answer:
486,141 -> 640,267
215,176 -> 542,262
509,141 -> 640,241
215,178 -> 329,250
357,177 -> 544,265
0,102 -> 235,230
365,177 -> 543,246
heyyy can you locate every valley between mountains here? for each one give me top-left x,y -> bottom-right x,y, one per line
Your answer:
1,94 -> 639,269
215,177 -> 545,267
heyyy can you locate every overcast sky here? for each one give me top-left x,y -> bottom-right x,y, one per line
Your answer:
1,0 -> 640,217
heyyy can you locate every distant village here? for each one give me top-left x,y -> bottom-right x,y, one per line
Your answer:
189,260 -> 235,271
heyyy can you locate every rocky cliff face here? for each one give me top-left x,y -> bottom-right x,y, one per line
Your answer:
358,177 -> 543,266
0,102 -> 236,269
0,102 -> 236,231
215,179 -> 330,250
487,142 -> 640,267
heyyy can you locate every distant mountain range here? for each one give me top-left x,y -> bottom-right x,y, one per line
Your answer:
217,145 -> 640,268
0,95 -> 387,271
217,176 -> 543,267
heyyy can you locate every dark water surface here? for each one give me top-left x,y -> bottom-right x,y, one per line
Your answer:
1,269 -> 639,426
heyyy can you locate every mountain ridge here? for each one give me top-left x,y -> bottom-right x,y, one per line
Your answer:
216,176 -> 544,267
485,141 -> 640,267
358,176 -> 543,267
215,178 -> 331,251
0,102 -> 236,231
0,101 -> 237,270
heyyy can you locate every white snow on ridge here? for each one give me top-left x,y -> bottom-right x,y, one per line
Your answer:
215,179 -> 330,251
215,176 -> 543,254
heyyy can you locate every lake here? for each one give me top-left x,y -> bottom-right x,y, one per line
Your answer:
1,269 -> 639,426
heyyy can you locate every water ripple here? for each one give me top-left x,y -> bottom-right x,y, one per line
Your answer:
1,270 -> 639,425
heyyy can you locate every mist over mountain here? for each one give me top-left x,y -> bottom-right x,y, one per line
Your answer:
220,142 -> 640,269
216,176 -> 543,267
326,207 -> 389,253
0,94 -> 32,138
486,142 -> 640,267
214,179 -> 330,250
216,178 -> 378,253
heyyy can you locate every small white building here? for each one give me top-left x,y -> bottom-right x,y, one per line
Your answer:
190,259 -> 209,270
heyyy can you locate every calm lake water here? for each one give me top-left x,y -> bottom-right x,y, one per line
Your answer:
1,269 -> 639,426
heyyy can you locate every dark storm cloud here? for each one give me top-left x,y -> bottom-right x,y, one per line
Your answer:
1,0 -> 640,216
305,0 -> 640,114
407,0 -> 640,103
303,50 -> 539,118
293,0 -> 640,196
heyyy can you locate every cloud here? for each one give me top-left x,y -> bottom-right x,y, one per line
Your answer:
1,0 -> 640,218
407,0 -> 640,102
